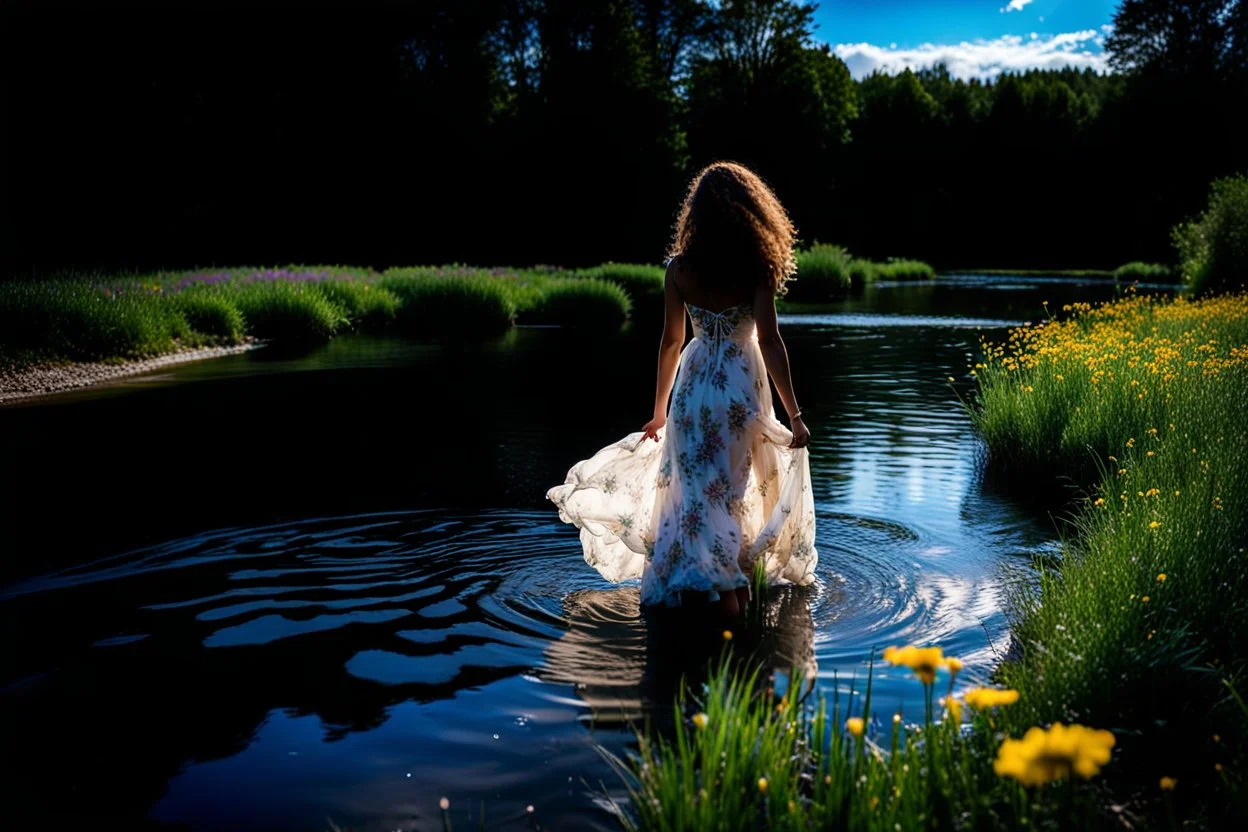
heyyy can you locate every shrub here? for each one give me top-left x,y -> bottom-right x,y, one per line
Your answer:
524,278 -> 632,329
578,262 -> 665,324
1174,173 -> 1248,296
172,292 -> 245,343
313,279 -> 400,331
225,281 -> 345,343
1112,261 -> 1174,283
846,258 -> 876,289
380,271 -> 516,337
786,244 -> 852,302
875,258 -> 936,280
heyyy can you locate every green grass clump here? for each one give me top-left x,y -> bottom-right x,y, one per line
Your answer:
612,649 -> 1115,831
171,292 -> 245,343
846,258 -> 877,289
786,244 -> 852,302
226,281 -> 345,343
874,258 -> 936,280
0,279 -> 186,361
972,291 -> 1248,815
577,262 -> 665,325
380,270 -> 516,337
312,278 -> 400,331
1113,261 -> 1175,283
524,278 -> 632,329
1174,173 -> 1248,296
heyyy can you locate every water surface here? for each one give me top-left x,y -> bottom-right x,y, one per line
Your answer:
0,275 -> 1145,829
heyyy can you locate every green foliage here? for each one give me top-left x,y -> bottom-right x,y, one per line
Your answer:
846,258 -> 877,289
1112,261 -> 1174,283
578,262 -> 665,324
874,259 -> 936,280
0,280 -> 185,361
786,244 -> 852,301
313,278 -> 400,331
171,292 -> 245,343
613,652 -> 1103,832
972,292 -> 1248,813
524,278 -> 632,330
226,282 -> 345,343
1174,174 -> 1248,295
380,270 -> 517,337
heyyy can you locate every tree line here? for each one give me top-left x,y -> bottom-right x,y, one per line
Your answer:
1,0 -> 1244,274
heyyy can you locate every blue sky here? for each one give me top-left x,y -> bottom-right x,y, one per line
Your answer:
811,0 -> 1120,79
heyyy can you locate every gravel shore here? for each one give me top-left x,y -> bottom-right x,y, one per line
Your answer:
0,344 -> 260,405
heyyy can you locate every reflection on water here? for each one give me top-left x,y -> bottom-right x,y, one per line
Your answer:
0,275 -> 1146,829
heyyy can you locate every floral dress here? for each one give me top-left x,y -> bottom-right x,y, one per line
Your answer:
547,302 -> 817,606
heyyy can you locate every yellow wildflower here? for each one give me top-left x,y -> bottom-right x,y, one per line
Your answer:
944,657 -> 964,675
941,696 -> 963,723
692,712 -> 709,730
993,723 -> 1115,787
758,777 -> 768,794
1149,521 -> 1161,529
1142,595 -> 1150,603
964,688 -> 1020,710
883,645 -> 945,684
845,717 -> 865,737
1160,776 -> 1177,790
1094,498 -> 1106,507
1157,573 -> 1166,583
722,630 -> 733,641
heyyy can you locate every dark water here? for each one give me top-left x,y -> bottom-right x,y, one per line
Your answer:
0,275 -> 1158,829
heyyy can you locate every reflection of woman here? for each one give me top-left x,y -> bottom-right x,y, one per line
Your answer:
548,162 -> 817,617
540,584 -> 817,725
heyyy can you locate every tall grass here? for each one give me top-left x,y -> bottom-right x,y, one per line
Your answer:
217,281 -> 346,343
170,292 -> 245,343
0,279 -> 187,361
611,645 -> 1116,831
786,244 -> 853,302
524,278 -> 632,329
578,263 -> 664,324
1113,261 -> 1174,283
312,279 -> 400,331
874,258 -> 936,281
380,269 -> 517,336
972,291 -> 1248,817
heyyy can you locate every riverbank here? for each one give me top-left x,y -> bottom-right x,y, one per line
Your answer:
0,343 -> 260,405
627,290 -> 1247,830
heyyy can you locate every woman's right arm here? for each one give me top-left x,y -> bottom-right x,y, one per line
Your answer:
753,282 -> 809,448
641,261 -> 687,442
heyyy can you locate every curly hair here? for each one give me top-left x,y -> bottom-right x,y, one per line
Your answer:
667,161 -> 798,296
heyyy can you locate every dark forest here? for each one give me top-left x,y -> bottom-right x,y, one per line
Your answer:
2,0 -> 1245,274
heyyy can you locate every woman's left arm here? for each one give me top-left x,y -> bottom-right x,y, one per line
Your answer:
641,261 -> 687,441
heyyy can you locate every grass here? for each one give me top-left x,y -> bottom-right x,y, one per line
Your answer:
0,262 -> 650,367
970,290 -> 1248,823
873,258 -> 936,281
786,246 -> 936,302
0,279 -> 189,362
1113,262 -> 1176,283
786,244 -> 852,302
380,269 -> 517,337
578,263 -> 665,324
609,642 -> 1118,831
522,278 -> 632,329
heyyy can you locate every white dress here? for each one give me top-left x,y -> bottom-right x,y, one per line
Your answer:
547,302 -> 817,607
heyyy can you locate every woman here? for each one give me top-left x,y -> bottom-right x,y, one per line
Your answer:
547,161 -> 816,615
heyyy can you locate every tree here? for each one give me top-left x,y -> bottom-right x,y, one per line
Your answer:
1106,0 -> 1241,79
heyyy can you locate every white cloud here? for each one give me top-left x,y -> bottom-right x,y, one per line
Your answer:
832,30 -> 1109,81
1001,0 -> 1034,12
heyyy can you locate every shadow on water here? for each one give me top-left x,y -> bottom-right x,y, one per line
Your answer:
0,275 -> 1172,829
